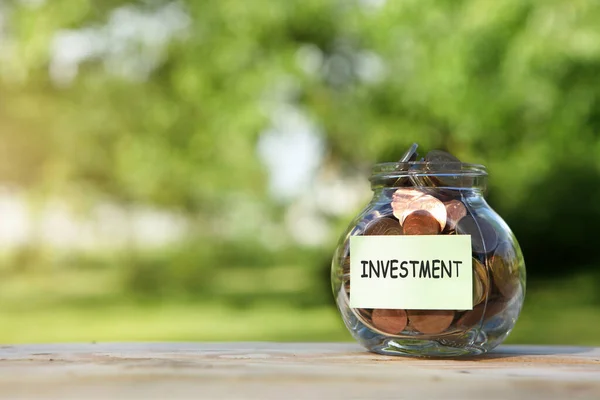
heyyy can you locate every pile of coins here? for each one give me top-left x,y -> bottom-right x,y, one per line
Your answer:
339,144 -> 522,337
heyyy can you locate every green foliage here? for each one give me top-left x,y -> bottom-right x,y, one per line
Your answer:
1,0 -> 600,343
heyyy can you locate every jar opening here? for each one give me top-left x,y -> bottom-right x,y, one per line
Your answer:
370,162 -> 488,190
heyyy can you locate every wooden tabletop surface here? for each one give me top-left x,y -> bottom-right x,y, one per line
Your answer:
0,342 -> 599,399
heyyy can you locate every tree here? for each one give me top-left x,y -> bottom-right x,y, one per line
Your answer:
2,0 -> 600,278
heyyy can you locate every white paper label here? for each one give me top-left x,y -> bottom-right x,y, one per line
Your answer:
349,235 -> 473,310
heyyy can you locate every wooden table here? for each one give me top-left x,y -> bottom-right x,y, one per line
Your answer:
0,343 -> 599,399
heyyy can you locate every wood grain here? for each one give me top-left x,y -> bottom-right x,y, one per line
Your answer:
0,343 -> 598,399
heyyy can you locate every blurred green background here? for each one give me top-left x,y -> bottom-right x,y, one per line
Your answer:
1,0 -> 600,344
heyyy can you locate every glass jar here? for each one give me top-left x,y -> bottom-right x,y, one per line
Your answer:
331,161 -> 526,357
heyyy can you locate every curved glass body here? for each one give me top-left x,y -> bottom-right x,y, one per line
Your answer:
331,162 -> 526,357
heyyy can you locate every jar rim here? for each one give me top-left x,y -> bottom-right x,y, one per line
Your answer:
369,162 -> 488,189
370,162 -> 487,177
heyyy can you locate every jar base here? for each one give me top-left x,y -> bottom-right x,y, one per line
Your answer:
369,338 -> 488,358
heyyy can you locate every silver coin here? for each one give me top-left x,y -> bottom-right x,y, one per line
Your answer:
399,143 -> 419,163
393,143 -> 419,187
425,150 -> 464,188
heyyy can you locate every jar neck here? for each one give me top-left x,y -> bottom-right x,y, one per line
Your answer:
369,162 -> 488,193
371,188 -> 486,207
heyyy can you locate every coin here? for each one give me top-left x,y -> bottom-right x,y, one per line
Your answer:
406,159 -> 461,198
357,308 -> 373,322
400,194 -> 447,230
432,187 -> 462,202
425,150 -> 462,180
407,163 -> 434,188
456,215 -> 498,254
360,203 -> 395,229
472,258 -> 490,306
371,309 -> 408,334
364,217 -> 403,236
444,199 -> 467,232
399,143 -> 419,163
391,188 -> 423,219
425,149 -> 461,165
341,256 -> 350,275
402,210 -> 441,235
393,143 -> 419,187
490,241 -> 520,298
407,310 -> 455,334
483,299 -> 509,319
455,300 -> 508,329
455,304 -> 485,328
338,256 -> 350,294
425,150 -> 465,188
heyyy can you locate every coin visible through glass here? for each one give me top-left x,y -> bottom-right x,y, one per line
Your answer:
364,217 -> 403,236
456,300 -> 508,329
356,308 -> 373,323
400,194 -> 447,230
490,241 -> 519,298
407,310 -> 455,334
391,188 -> 423,219
341,256 -> 350,275
456,215 -> 498,254
402,210 -> 441,235
472,258 -> 489,306
444,199 -> 467,232
425,150 -> 465,188
393,143 -> 419,187
371,309 -> 408,334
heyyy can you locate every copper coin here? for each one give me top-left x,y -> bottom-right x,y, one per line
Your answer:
483,299 -> 509,318
456,300 -> 508,329
472,258 -> 490,306
356,308 -> 373,322
391,188 -> 423,219
341,257 -> 350,277
364,217 -> 403,236
444,200 -> 467,232
362,203 -> 395,226
490,242 -> 519,298
341,256 -> 350,275
408,310 -> 455,334
402,210 -> 441,235
456,304 -> 485,328
400,194 -> 447,230
456,215 -> 498,254
371,309 -> 408,334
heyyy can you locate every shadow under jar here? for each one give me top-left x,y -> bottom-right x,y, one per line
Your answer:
331,161 -> 526,357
